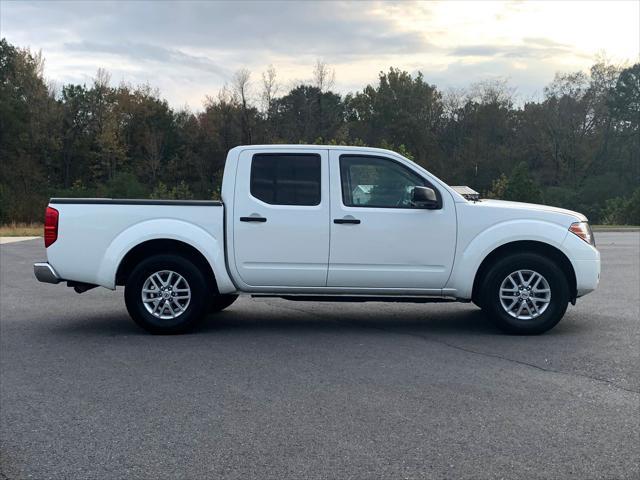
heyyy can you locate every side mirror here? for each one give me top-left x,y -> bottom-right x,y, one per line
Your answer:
412,186 -> 439,209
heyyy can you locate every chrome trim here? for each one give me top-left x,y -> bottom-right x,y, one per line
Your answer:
34,262 -> 61,284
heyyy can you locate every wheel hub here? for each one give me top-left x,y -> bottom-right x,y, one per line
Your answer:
141,270 -> 191,320
499,269 -> 551,320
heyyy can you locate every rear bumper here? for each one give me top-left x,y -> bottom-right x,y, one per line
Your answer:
34,262 -> 61,284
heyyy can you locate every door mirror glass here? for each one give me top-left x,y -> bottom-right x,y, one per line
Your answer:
412,186 -> 439,209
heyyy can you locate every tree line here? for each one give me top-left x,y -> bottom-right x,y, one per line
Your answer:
1,38 -> 638,224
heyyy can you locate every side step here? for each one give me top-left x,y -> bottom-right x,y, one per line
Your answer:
251,295 -> 457,304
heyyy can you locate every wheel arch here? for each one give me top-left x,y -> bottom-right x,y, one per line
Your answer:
471,240 -> 577,304
115,239 -> 218,292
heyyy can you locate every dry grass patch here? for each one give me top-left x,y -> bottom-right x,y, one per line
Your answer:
0,222 -> 42,237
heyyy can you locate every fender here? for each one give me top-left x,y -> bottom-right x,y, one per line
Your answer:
445,219 -> 571,299
95,218 -> 236,293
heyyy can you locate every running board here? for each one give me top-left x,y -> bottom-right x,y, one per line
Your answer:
251,295 -> 457,303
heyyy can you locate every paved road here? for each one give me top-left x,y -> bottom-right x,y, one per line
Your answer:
1,233 -> 638,479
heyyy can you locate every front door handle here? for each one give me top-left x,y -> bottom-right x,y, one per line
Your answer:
240,216 -> 267,222
334,217 -> 361,224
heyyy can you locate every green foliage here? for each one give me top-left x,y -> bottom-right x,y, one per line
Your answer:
543,186 -> 579,212
486,164 -> 542,204
601,189 -> 640,225
0,37 -> 638,225
150,181 -> 194,200
272,85 -> 345,143
540,173 -> 634,223
376,140 -> 415,161
53,180 -> 96,198
346,68 -> 441,170
395,144 -> 415,162
486,174 -> 509,199
102,172 -> 149,198
506,163 -> 542,204
609,64 -> 640,131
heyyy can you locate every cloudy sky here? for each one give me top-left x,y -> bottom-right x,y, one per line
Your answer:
2,0 -> 638,109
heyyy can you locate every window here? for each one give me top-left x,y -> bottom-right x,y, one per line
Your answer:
250,153 -> 321,206
340,155 -> 429,208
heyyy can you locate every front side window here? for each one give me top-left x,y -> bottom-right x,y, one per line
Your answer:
251,153 -> 321,206
340,155 -> 428,208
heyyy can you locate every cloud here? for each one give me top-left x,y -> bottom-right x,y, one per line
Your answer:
3,1 -> 429,58
451,38 -> 578,60
0,0 -> 434,107
2,0 -> 630,109
420,57 -> 560,103
63,41 -> 232,79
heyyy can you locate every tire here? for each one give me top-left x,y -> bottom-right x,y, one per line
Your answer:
124,254 -> 210,334
209,294 -> 238,313
480,252 -> 569,335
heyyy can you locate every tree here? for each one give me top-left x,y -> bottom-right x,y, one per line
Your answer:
60,84 -> 90,188
232,68 -> 252,144
0,39 -> 59,221
261,64 -> 279,116
0,36 -> 637,225
486,163 -> 542,204
271,84 -> 344,143
609,63 -> 640,132
346,68 -> 443,172
312,60 -> 335,93
601,188 -> 640,225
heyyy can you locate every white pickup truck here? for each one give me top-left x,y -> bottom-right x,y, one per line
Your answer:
34,145 -> 600,334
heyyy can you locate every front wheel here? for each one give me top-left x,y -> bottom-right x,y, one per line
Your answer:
124,254 -> 209,334
480,253 -> 569,335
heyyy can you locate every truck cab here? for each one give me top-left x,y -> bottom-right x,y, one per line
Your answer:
224,146 -> 457,294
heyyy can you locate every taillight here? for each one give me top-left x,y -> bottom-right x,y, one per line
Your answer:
44,206 -> 59,248
569,221 -> 595,246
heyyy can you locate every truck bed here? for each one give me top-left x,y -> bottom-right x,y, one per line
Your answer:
45,198 -> 225,289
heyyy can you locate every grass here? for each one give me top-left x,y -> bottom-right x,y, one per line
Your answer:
0,222 -> 42,237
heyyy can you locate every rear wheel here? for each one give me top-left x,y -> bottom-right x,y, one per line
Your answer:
480,253 -> 569,334
124,254 -> 209,334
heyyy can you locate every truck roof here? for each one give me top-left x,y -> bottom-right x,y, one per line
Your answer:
228,144 -> 401,156
225,144 -> 467,203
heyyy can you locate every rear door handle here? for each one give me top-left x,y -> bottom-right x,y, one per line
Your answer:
334,218 -> 361,224
240,216 -> 267,222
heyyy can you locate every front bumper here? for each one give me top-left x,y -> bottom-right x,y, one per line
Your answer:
34,262 -> 61,284
574,257 -> 600,297
561,228 -> 601,298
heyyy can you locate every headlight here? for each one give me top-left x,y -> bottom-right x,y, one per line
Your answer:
569,221 -> 595,246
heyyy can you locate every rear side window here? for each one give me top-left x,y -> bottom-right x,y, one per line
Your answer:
250,153 -> 321,206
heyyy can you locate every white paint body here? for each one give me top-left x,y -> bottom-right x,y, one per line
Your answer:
44,145 -> 601,299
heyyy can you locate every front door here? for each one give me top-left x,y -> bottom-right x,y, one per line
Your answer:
327,151 -> 457,291
233,148 -> 330,287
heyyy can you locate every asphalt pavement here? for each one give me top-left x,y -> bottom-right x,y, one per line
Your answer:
1,233 -> 638,479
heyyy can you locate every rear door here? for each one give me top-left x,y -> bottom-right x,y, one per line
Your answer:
233,148 -> 330,287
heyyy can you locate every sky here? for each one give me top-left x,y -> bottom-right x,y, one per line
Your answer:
1,0 -> 638,110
